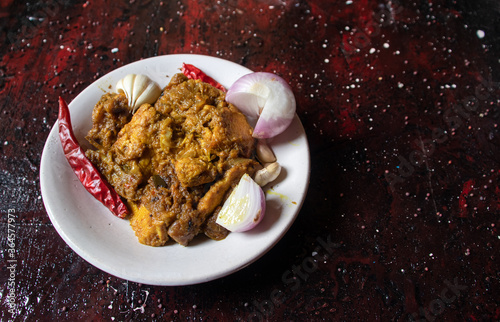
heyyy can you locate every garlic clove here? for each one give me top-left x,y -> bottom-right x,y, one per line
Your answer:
256,139 -> 276,163
116,74 -> 134,104
116,74 -> 162,113
136,81 -> 157,108
129,74 -> 145,109
254,162 -> 281,187
131,75 -> 150,108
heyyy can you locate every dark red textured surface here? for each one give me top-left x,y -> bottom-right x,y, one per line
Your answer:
1,0 -> 499,321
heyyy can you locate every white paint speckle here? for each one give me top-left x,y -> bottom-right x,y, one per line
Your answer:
476,30 -> 485,39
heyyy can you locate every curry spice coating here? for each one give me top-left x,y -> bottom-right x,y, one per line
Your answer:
85,73 -> 258,246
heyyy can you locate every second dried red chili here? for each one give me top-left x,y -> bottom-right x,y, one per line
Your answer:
181,63 -> 226,92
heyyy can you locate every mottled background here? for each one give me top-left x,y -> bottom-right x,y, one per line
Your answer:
1,0 -> 499,321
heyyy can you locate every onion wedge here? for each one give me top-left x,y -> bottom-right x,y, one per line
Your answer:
226,72 -> 296,139
216,174 -> 266,232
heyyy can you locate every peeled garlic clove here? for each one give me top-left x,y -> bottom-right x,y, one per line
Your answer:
116,74 -> 162,113
254,162 -> 281,187
256,139 -> 276,163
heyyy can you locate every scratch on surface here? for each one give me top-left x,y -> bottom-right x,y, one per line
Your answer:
417,134 -> 439,216
123,281 -> 129,298
132,290 -> 149,313
120,289 -> 149,314
107,284 -> 117,293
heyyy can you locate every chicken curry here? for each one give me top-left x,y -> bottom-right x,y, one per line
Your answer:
85,73 -> 258,246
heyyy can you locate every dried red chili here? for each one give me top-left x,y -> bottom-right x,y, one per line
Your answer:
58,97 -> 128,218
181,63 -> 226,92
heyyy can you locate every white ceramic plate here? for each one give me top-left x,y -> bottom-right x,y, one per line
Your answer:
40,54 -> 310,286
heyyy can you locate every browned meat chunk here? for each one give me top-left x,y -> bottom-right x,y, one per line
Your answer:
168,158 -> 256,246
203,207 -> 230,241
86,92 -> 131,150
